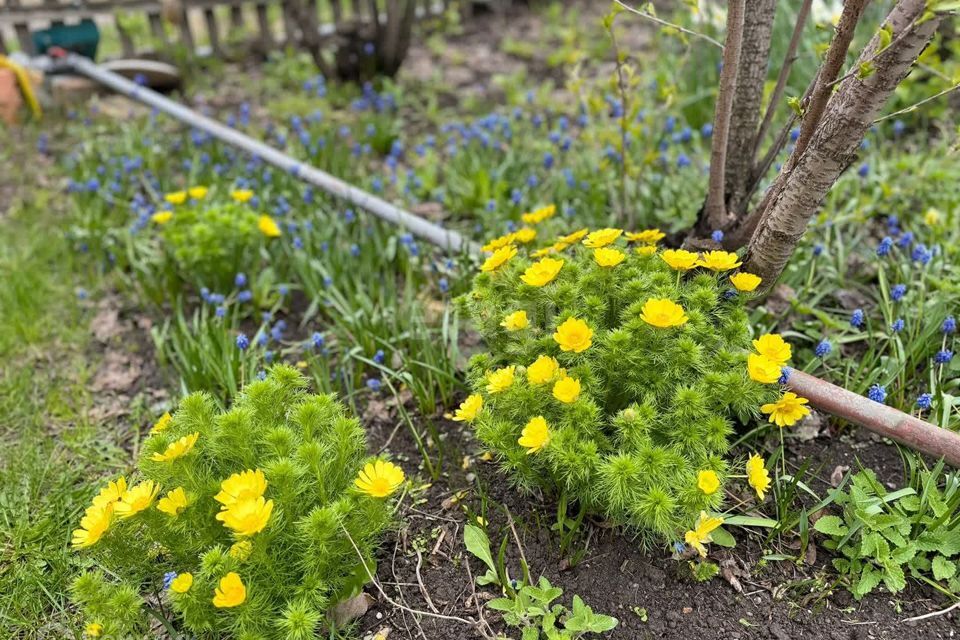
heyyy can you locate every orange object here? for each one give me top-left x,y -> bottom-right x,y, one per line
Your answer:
0,68 -> 24,125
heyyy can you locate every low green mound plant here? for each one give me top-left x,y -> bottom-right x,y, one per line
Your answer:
70,365 -> 405,638
458,226 -> 780,541
152,192 -> 281,292
814,463 -> 960,600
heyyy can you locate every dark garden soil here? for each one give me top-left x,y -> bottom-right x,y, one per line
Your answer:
358,403 -> 959,640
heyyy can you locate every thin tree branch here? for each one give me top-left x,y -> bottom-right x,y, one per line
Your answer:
790,0 -> 869,166
703,0 -> 746,230
613,0 -> 725,50
873,81 -> 960,123
753,0 -> 813,162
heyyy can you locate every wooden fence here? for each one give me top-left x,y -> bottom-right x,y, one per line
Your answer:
0,0 -> 460,58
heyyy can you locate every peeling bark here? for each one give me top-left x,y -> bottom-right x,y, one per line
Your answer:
724,0 -> 776,215
741,0 -> 941,288
703,0 -> 746,231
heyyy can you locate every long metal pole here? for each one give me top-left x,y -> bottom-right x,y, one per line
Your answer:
62,52 -> 960,468
59,52 -> 478,255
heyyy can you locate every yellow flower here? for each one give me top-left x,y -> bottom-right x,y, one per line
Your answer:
746,453 -> 771,500
518,416 -> 550,454
151,211 -> 173,225
216,496 -> 274,536
452,394 -> 483,422
531,247 -> 554,259
639,298 -> 688,328
231,189 -> 254,203
187,186 -> 208,199
229,540 -> 253,561
747,354 -> 782,384
258,215 -> 282,238
583,228 -> 623,248
114,480 -> 160,519
924,207 -> 942,227
215,469 -> 268,508
593,247 -> 626,267
486,365 -> 516,393
212,572 -> 246,608
512,227 -> 537,244
521,204 -> 556,225
157,487 -> 188,517
482,232 -> 516,253
164,191 -> 187,205
552,376 -> 582,403
91,476 -> 127,509
85,622 -> 104,637
520,257 -> 564,287
354,460 -> 405,498
729,272 -> 762,292
660,249 -> 700,271
170,573 -> 193,593
501,310 -> 529,331
752,334 -> 791,366
697,470 -> 720,495
761,392 -> 811,428
558,228 -> 589,244
150,432 -> 200,463
481,245 -> 517,273
150,412 -> 172,434
699,250 -> 742,271
626,229 -> 665,244
684,511 -> 724,557
71,504 -> 113,548
553,317 -> 593,353
635,245 -> 657,256
527,355 -> 560,384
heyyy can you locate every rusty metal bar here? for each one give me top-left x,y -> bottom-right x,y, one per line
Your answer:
786,370 -> 960,467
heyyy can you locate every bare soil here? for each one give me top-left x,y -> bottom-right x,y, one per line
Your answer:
358,404 -> 958,640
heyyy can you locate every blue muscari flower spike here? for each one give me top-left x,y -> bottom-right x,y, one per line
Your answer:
366,377 -> 382,392
711,229 -> 724,243
942,316 -> 957,335
867,384 -> 886,404
672,541 -> 686,554
778,367 -> 791,385
891,318 -> 904,333
815,339 -> 831,358
897,231 -> 913,248
911,244 -> 932,265
700,123 -> 713,138
238,290 -> 253,303
876,237 -> 893,257
439,277 -> 449,294
264,350 -> 274,363
257,333 -> 269,347
350,244 -> 361,258
311,332 -> 325,349
858,163 -> 869,178
215,306 -> 226,318
677,154 -> 691,168
163,572 -> 177,590
935,350 -> 953,364
373,350 -> 385,364
891,284 -> 906,301
256,370 -> 267,381
850,309 -> 865,329
789,127 -> 800,142
916,393 -> 933,410
813,243 -> 824,257
236,333 -> 250,350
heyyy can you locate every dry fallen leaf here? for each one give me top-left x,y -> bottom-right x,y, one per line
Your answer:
328,592 -> 374,628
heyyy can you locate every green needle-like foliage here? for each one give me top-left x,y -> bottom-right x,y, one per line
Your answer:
70,365 -> 397,638
459,229 -> 775,540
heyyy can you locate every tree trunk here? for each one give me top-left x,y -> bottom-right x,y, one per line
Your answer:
724,0 -> 776,215
702,0 -> 746,231
741,0 -> 941,288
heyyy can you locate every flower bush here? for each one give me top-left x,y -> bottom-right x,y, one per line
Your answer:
70,365 -> 403,638
153,193 -> 281,291
458,224 -> 780,540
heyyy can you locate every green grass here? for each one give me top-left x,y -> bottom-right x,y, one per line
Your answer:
0,155 -> 133,638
